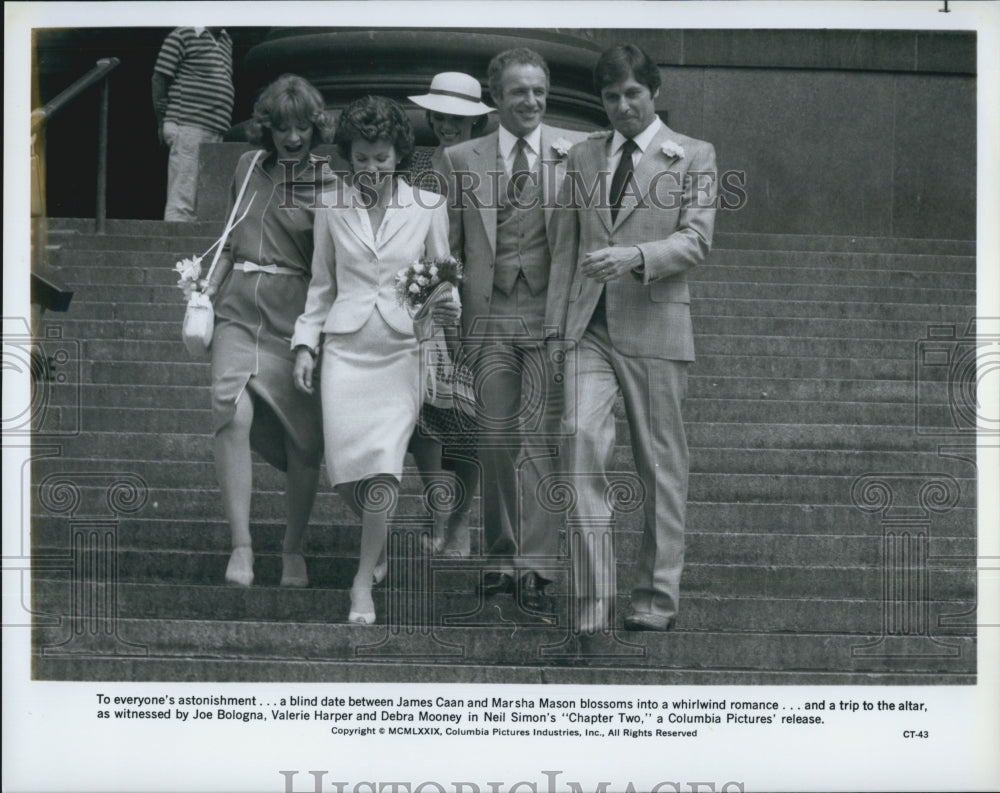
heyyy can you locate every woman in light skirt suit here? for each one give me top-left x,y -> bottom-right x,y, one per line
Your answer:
292,96 -> 458,625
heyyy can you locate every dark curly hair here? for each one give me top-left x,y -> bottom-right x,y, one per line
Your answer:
246,74 -> 334,152
334,95 -> 415,171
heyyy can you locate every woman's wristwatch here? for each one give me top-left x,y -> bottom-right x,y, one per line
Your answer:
294,344 -> 317,360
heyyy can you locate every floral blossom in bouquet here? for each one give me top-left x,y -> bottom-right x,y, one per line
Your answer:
395,255 -> 464,318
175,255 -> 207,300
395,255 -> 473,412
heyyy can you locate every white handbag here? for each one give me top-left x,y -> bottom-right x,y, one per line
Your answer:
181,150 -> 262,359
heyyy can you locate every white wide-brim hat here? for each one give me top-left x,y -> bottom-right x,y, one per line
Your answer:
408,72 -> 493,116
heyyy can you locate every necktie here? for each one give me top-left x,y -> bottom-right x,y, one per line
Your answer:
511,137 -> 530,197
610,138 -> 638,222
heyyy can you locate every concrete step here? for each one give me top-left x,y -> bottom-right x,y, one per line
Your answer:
30,616 -> 977,676
48,217 -> 222,237
35,421 -> 963,457
73,353 -> 931,385
32,476 -> 973,523
29,578 -> 975,636
30,653 -> 977,685
28,494 -> 976,537
50,547 -> 979,600
41,377 -> 952,413
52,401 -> 958,436
73,334 -> 934,366
707,248 -> 975,273
49,250 -> 976,289
46,218 -> 975,256
61,278 -> 975,308
29,447 -> 971,496
30,518 -> 976,568
59,295 -> 975,324
696,264 -> 974,290
41,314 -> 960,345
28,481 -> 977,536
711,232 -> 974,257
693,298 -> 972,323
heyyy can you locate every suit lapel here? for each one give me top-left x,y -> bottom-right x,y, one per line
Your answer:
377,179 -> 414,250
614,123 -> 679,229
342,185 -> 379,256
589,136 -> 614,234
471,132 -> 499,256
540,125 -> 562,233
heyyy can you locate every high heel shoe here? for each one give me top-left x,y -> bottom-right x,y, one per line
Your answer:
225,546 -> 254,587
280,553 -> 308,588
348,586 -> 376,625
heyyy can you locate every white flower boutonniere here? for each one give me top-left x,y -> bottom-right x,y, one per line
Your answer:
551,137 -> 573,157
661,141 -> 685,159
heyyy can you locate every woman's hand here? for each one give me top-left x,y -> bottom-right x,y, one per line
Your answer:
431,296 -> 461,326
293,347 -> 316,394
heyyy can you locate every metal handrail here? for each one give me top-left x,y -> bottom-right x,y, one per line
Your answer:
31,57 -> 120,132
31,57 -> 120,234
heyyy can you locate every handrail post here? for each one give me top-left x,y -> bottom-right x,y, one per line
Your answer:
95,73 -> 110,234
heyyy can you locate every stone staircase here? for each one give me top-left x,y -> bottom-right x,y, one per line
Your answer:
28,217 -> 978,683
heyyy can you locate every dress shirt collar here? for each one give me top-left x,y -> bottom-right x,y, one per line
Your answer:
498,123 -> 543,162
610,115 -> 663,158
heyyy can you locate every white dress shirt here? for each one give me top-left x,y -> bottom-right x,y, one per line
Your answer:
498,124 -> 542,175
608,115 -> 663,171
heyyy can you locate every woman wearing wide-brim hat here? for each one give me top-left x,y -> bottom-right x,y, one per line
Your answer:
407,71 -> 493,193
404,72 -> 492,557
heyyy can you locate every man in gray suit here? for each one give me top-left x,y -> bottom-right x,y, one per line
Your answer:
546,44 -> 717,632
441,48 -> 586,612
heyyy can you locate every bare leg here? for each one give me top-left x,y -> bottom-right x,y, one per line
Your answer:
215,393 -> 255,586
281,439 -> 319,587
441,456 -> 479,557
409,432 -> 449,551
339,476 -> 397,624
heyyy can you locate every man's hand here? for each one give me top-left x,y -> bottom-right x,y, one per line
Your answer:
293,348 -> 316,395
581,246 -> 642,283
430,296 -> 461,326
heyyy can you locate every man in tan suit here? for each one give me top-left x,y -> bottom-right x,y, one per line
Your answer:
546,44 -> 717,632
441,48 -> 586,612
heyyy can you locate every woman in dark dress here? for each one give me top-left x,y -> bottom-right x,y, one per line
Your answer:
203,74 -> 336,588
406,72 -> 492,556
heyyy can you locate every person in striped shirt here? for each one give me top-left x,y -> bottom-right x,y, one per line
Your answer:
152,27 -> 234,221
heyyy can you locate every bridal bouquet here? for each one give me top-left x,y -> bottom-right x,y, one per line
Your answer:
395,255 -> 464,318
395,255 -> 474,415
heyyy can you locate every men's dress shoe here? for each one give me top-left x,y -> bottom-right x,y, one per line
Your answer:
623,612 -> 674,632
481,571 -> 515,597
519,572 -> 554,614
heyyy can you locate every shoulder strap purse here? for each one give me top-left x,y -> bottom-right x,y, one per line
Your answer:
182,150 -> 263,359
